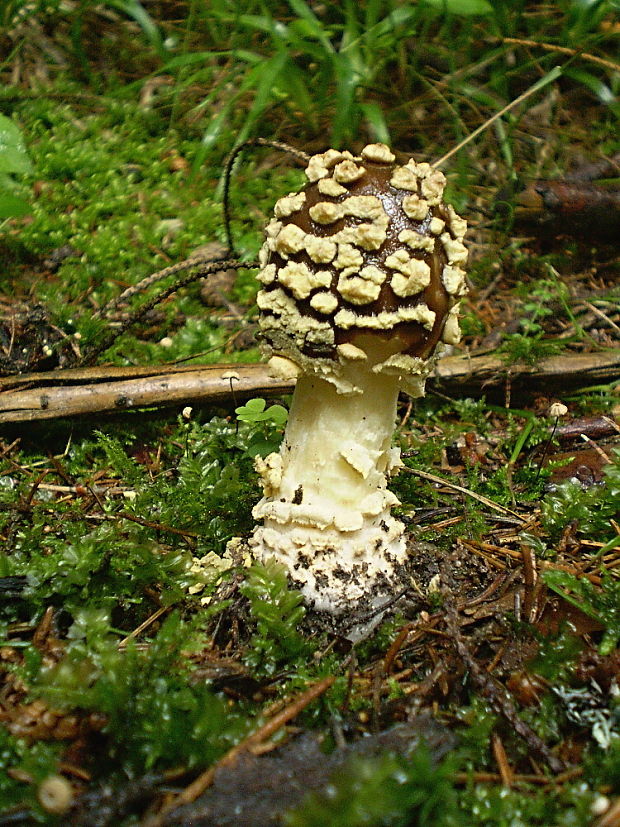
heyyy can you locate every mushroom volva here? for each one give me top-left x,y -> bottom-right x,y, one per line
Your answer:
249,143 -> 468,615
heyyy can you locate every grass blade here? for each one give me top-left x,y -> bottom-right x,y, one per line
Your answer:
433,64 -> 563,167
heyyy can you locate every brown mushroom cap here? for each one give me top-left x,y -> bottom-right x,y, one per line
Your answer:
256,144 -> 467,388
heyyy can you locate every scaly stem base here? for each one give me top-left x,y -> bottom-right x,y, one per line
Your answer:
250,367 -> 408,614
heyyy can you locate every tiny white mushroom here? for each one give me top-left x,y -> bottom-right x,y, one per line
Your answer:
37,776 -> 74,815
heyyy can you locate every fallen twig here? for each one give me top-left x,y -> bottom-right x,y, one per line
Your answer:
0,363 -> 290,422
1,350 -> 618,423
501,36 -> 620,74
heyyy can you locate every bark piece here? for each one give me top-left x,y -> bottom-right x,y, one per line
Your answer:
0,350 -> 618,423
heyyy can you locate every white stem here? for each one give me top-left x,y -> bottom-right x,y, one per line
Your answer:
250,361 -> 408,614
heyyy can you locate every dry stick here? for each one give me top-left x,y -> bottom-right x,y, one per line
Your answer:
383,625 -> 413,675
502,36 -> 620,74
491,732 -> 514,788
4,348 -> 619,423
81,259 -> 257,366
453,767 -> 583,788
520,543 -> 538,623
444,602 -> 565,774
36,483 -> 128,495
23,469 -> 51,509
146,675 -> 335,826
117,606 -> 169,649
0,438 -> 20,459
111,511 -> 199,539
585,302 -> 620,335
222,138 -> 310,256
0,363 -> 291,422
432,66 -> 563,169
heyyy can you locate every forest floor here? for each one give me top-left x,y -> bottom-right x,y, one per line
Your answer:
0,2 -> 619,825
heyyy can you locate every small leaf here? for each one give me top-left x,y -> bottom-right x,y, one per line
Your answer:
0,114 -> 33,176
265,404 -> 288,426
287,0 -> 335,52
245,437 -> 281,458
565,67 -> 618,110
359,101 -> 390,144
236,398 -> 267,422
244,398 -> 267,413
107,0 -> 168,58
0,192 -> 32,218
421,0 -> 493,15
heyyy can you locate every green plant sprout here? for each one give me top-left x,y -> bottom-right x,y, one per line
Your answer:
235,397 -> 288,426
498,277 -> 569,365
235,397 -> 288,457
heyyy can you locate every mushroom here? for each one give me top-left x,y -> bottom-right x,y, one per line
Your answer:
249,143 -> 468,615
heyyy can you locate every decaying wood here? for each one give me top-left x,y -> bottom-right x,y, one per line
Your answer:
0,349 -> 618,423
0,363 -> 291,422
433,349 -> 620,395
513,179 -> 620,240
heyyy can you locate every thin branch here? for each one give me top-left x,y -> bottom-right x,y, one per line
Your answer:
223,138 -> 309,256
502,36 -> 620,74
401,466 -> 525,521
117,607 -> 169,649
2,350 -> 618,422
81,259 -> 257,366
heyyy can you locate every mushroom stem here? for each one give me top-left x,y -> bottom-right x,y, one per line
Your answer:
251,352 -> 408,614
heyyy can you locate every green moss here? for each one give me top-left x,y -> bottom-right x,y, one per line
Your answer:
458,782 -> 595,827
543,570 -> 620,656
0,416 -> 264,623
31,610 -> 249,773
541,449 -> 620,543
529,628 -> 583,683
585,738 -> 620,793
241,560 -> 314,677
0,729 -> 62,820
285,744 -> 459,827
